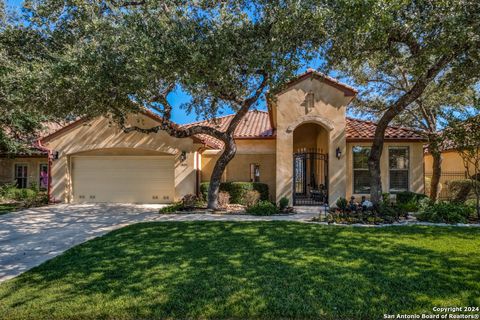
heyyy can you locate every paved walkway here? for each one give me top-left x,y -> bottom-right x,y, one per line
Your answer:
0,204 -> 320,283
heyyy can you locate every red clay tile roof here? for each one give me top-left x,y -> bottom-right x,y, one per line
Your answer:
183,111 -> 425,149
345,118 -> 425,141
182,110 -> 275,149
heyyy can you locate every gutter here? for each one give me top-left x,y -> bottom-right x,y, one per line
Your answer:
35,139 -> 53,204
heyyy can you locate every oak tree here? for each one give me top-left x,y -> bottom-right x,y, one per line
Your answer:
1,0 -> 324,208
444,106 -> 480,219
319,0 -> 480,203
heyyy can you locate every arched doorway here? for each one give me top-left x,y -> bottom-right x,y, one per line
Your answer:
292,123 -> 329,205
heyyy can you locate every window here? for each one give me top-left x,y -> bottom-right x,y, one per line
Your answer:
352,146 -> 371,194
389,147 -> 409,192
14,164 -> 28,189
39,164 -> 48,190
250,163 -> 260,182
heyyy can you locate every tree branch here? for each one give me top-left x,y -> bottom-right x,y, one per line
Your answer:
122,119 -> 228,142
226,70 -> 269,135
388,28 -> 421,55
146,82 -> 175,119
122,71 -> 269,149
376,50 -> 460,134
367,78 -> 404,91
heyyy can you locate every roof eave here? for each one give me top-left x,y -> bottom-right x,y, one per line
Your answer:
346,138 -> 427,143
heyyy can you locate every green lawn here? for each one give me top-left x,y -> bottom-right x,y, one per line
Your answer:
0,222 -> 479,320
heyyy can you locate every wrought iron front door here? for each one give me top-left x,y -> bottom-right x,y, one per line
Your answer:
293,151 -> 328,205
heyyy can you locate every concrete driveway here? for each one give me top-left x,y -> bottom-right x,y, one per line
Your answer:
0,204 -> 164,283
0,204 -> 320,283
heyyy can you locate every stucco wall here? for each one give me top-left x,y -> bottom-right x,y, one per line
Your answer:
424,151 -> 469,174
293,123 -> 329,153
272,77 -> 354,206
200,139 -> 276,200
0,157 -> 48,187
346,141 -> 425,199
43,114 -> 199,203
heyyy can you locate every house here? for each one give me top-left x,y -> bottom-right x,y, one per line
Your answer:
423,132 -> 473,199
0,122 -> 66,190
0,70 -> 426,206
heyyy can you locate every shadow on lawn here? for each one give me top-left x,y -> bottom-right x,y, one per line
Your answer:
1,222 -> 479,320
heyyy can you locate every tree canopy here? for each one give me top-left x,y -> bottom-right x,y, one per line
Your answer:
319,0 -> 480,203
0,0 -> 328,207
3,0 -> 323,122
0,0 -> 50,154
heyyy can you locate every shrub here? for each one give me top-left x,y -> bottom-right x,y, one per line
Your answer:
246,200 -> 278,216
448,179 -> 480,203
465,198 -> 479,208
278,197 -> 289,211
416,201 -> 473,223
159,202 -> 183,214
0,184 -> 48,208
375,202 -> 398,222
382,193 -> 392,205
1,186 -> 37,201
397,200 -> 419,214
243,190 -> 260,208
181,194 -> 203,209
217,191 -> 230,208
200,182 -> 269,204
336,197 -> 347,210
465,198 -> 480,220
396,191 -> 427,205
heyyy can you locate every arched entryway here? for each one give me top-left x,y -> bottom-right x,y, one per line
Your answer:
292,123 -> 329,205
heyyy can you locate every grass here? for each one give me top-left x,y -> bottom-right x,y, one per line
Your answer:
0,203 -> 18,215
0,222 -> 479,320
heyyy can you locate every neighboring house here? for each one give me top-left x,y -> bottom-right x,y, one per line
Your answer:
0,70 -> 426,206
424,136 -> 472,199
0,122 -> 65,190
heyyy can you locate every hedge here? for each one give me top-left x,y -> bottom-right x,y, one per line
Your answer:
395,191 -> 427,205
200,182 -> 269,204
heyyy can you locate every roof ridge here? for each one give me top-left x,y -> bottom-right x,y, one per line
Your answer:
271,69 -> 358,96
306,68 -> 358,93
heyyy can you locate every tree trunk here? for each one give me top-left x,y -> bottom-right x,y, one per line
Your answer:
206,137 -> 237,209
429,149 -> 442,202
368,144 -> 383,205
367,53 -> 456,205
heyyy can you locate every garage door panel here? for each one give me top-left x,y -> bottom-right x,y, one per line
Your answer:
72,156 -> 175,203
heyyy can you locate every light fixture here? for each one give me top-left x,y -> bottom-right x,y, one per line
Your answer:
336,147 -> 342,159
180,151 -> 187,162
53,151 -> 59,160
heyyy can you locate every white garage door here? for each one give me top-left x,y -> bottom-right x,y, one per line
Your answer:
72,156 -> 175,203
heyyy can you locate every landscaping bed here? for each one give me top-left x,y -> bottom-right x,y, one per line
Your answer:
0,184 -> 48,215
159,186 -> 294,216
0,222 -> 478,319
313,191 -> 479,225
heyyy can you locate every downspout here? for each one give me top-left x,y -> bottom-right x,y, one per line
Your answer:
195,147 -> 205,196
36,139 -> 53,204
195,151 -> 200,196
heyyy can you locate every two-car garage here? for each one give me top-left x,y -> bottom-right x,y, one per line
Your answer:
71,156 -> 176,204
42,114 -> 199,204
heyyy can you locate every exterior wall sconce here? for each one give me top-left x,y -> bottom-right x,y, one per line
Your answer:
180,151 -> 187,162
336,147 -> 342,159
53,151 -> 59,160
